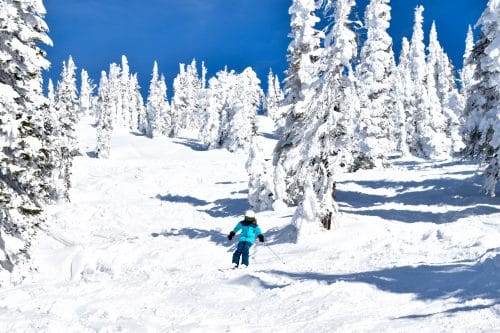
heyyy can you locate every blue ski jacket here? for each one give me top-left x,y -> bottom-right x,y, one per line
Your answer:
232,220 -> 263,244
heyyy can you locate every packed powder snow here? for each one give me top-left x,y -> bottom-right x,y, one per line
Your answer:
0,116 -> 498,332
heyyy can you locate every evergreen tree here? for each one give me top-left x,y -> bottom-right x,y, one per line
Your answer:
0,0 -> 55,283
408,6 -> 447,158
393,38 -> 413,155
284,0 -> 323,106
107,62 -> 122,128
247,137 -> 274,212
172,59 -> 203,135
201,61 -> 208,89
79,69 -> 94,116
119,55 -> 131,128
463,0 -> 500,196
273,73 -> 285,125
202,67 -> 261,152
423,21 -> 450,157
51,58 -> 79,202
222,68 -> 261,152
96,71 -> 113,158
130,74 -> 145,133
428,22 -> 464,154
264,69 -> 284,122
460,25 -> 476,114
291,178 -> 321,242
202,69 -> 234,149
145,62 -> 170,138
264,68 -> 275,118
158,74 -> 172,136
47,79 -> 58,133
288,0 -> 358,236
273,0 -> 324,207
355,0 -> 396,167
55,56 -> 80,156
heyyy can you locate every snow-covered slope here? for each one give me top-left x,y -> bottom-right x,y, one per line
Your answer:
0,116 -> 498,332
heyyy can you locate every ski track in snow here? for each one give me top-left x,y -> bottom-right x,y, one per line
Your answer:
0,116 -> 499,332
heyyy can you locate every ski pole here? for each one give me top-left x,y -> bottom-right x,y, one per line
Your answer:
264,243 -> 285,264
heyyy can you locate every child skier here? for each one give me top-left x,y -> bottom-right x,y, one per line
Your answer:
227,210 -> 264,268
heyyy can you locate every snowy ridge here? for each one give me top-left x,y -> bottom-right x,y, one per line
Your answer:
0,116 -> 498,332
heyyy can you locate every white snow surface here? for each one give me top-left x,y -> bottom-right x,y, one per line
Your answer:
0,116 -> 499,332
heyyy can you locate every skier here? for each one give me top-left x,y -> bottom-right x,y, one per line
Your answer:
227,210 -> 264,268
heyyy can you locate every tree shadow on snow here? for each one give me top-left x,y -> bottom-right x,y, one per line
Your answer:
86,151 -> 97,158
259,132 -> 279,141
200,198 -> 249,218
390,160 -> 475,171
337,173 -> 500,224
151,227 -> 231,248
155,193 -> 249,218
155,194 -> 210,206
230,189 -> 248,195
349,205 -> 500,224
268,248 -> 500,318
173,138 -> 207,151
263,224 -> 297,245
215,181 -> 246,185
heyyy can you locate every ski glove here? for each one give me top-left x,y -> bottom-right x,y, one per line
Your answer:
228,231 -> 235,241
258,234 -> 264,242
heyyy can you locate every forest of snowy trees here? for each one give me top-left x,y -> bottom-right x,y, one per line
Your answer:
0,0 -> 499,283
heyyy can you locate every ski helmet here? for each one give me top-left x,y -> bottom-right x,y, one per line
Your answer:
244,210 -> 255,219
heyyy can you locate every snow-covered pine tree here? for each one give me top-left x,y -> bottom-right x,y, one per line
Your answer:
246,137 -> 274,212
130,73 -> 145,133
145,61 -> 170,138
202,67 -> 262,152
393,37 -> 413,156
196,61 -> 210,139
158,74 -> 172,136
0,0 -> 55,284
283,0 -> 323,107
47,79 -> 55,108
107,63 -> 122,128
53,55 -> 80,201
119,55 -> 131,129
47,78 -> 58,131
145,61 -> 160,137
427,22 -> 464,154
355,0 -> 396,167
463,0 -> 500,196
423,21 -> 452,158
263,68 -> 274,118
201,69 -> 234,149
264,69 -> 284,122
273,0 -> 324,206
201,61 -> 208,90
460,25 -> 476,116
264,69 -> 276,119
55,56 -> 80,156
290,0 -> 358,235
407,6 -> 447,158
96,71 -> 113,158
273,73 -> 285,123
79,69 -> 94,116
172,59 -> 203,135
222,68 -> 262,152
291,178 -> 321,242
46,78 -> 64,201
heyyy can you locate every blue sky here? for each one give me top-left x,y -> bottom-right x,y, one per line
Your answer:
44,0 -> 487,95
